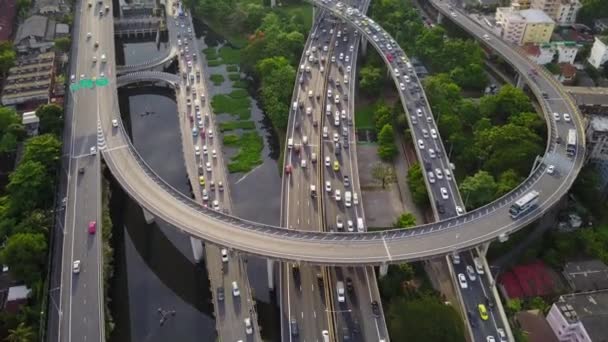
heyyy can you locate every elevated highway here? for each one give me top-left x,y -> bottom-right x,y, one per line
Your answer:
115,46 -> 177,75
99,0 -> 585,265
116,71 -> 180,87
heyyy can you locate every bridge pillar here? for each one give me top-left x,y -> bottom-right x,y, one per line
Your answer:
476,242 -> 491,259
360,36 -> 368,56
378,264 -> 389,277
437,12 -> 444,24
142,208 -> 155,224
270,0 -> 276,8
312,5 -> 316,22
190,237 -> 204,262
267,259 -> 275,290
515,73 -> 525,89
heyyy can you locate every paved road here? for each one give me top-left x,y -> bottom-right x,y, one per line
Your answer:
58,1 -> 110,341
98,0 -> 584,264
166,3 -> 261,341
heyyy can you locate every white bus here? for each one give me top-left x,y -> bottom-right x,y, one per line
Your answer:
509,190 -> 540,219
566,129 -> 576,157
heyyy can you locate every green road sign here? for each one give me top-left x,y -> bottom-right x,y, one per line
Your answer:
80,79 -> 94,89
69,83 -> 80,92
96,77 -> 109,87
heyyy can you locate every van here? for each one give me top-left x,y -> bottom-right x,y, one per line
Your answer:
353,192 -> 359,205
322,330 -> 330,342
310,185 -> 317,197
288,138 -> 293,149
356,217 -> 364,232
336,281 -> 345,302
232,281 -> 240,297
326,104 -> 331,116
344,75 -> 349,84
311,152 -> 317,163
292,101 -> 298,111
302,136 -> 308,145
345,191 -> 352,207
406,62 -> 413,72
323,126 -> 328,138
473,257 -> 485,275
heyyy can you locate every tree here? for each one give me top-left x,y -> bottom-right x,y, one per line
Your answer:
16,0 -> 31,18
479,85 -> 533,124
378,124 -> 397,161
359,65 -> 383,95
387,296 -> 465,342
460,171 -> 499,209
36,104 -> 64,135
528,297 -> 549,313
394,213 -> 416,228
372,163 -> 396,189
0,233 -> 47,286
0,132 -> 18,153
577,0 -> 608,25
407,163 -> 429,207
373,103 -> 392,133
0,42 -> 16,76
505,298 -> 522,315
0,106 -> 20,135
5,322 -> 35,342
54,37 -> 71,53
6,161 -> 54,214
22,134 -> 62,171
496,169 -> 522,197
256,56 -> 295,131
379,263 -> 415,300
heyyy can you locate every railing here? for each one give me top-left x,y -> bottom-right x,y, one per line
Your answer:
116,47 -> 177,74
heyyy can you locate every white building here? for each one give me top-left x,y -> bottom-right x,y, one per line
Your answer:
546,290 -> 608,342
556,0 -> 582,25
531,0 -> 560,19
588,36 -> 608,69
524,41 -> 579,64
586,115 -> 608,197
496,8 -> 555,44
555,41 -> 579,63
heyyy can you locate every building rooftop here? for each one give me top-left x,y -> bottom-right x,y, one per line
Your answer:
558,290 -> 608,341
14,15 -> 55,44
520,9 -> 555,24
566,87 -> 608,107
563,260 -> 608,291
589,115 -> 608,132
1,51 -> 55,106
515,310 -> 558,342
6,285 -> 30,301
0,0 -> 17,41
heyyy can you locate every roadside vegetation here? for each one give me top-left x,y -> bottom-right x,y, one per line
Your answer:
210,73 -> 225,86
0,104 -> 64,340
222,132 -> 264,173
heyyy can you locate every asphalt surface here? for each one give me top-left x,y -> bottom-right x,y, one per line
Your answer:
99,0 -> 584,265
167,3 -> 261,341
58,1 -> 110,341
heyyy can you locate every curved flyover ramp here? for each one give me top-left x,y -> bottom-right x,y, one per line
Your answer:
100,0 -> 585,265
116,71 -> 181,87
116,46 -> 177,75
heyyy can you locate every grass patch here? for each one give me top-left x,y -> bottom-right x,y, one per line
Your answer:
218,46 -> 241,65
355,103 -> 376,130
228,73 -> 241,81
227,65 -> 239,72
274,3 -> 313,30
211,90 -> 251,120
232,80 -> 248,89
202,47 -> 219,60
207,59 -> 223,67
210,74 -> 225,86
219,120 -> 256,132
223,132 -> 263,173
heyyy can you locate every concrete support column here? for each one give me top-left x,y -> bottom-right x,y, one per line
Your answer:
267,259 -> 275,290
379,264 -> 389,277
476,242 -> 491,259
190,238 -> 204,262
437,12 -> 444,24
270,0 -> 276,8
516,73 -> 525,89
360,36 -> 368,56
142,208 -> 155,224
312,5 -> 316,22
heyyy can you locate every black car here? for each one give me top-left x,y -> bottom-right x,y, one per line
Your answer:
217,287 -> 224,301
346,277 -> 353,292
343,175 -> 350,187
290,318 -> 299,336
292,265 -> 301,285
317,273 -> 324,288
371,300 -> 380,317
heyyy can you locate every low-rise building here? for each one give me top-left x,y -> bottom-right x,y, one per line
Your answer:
21,111 -> 39,136
1,52 -> 55,107
524,41 -> 579,64
14,15 -> 56,54
546,290 -> 608,342
496,8 -> 555,44
588,36 -> 608,69
515,310 -> 559,342
563,260 -> 608,292
585,115 -> 608,197
557,62 -> 577,84
555,0 -> 582,25
3,285 -> 31,313
512,0 -> 532,9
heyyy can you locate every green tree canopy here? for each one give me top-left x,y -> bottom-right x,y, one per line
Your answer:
479,85 -> 533,124
22,134 -> 62,171
5,322 -> 35,342
373,103 -> 392,133
0,233 -> 47,287
378,124 -> 397,161
460,170 -> 499,209
6,161 -> 54,214
407,163 -> 429,207
359,65 -> 384,96
394,213 -> 416,228
0,42 -> 16,76
36,104 -> 64,136
256,56 -> 295,131
379,263 -> 415,300
54,37 -> 71,52
0,106 -> 20,135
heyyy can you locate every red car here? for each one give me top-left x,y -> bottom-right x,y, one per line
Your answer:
386,53 -> 393,62
88,221 -> 96,234
285,164 -> 292,174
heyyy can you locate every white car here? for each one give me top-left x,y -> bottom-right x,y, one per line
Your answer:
335,190 -> 341,201
90,146 -> 97,155
112,119 -> 118,127
325,181 -> 331,192
440,187 -> 449,200
417,139 -> 425,149
336,215 -> 344,229
444,169 -> 452,180
325,156 -> 331,167
456,206 -> 464,215
70,74 -> 75,82
547,164 -> 555,174
416,108 -> 423,117
301,159 -> 307,168
563,113 -> 571,122
202,145 -> 208,155
553,112 -> 560,121
195,145 -> 200,155
466,265 -> 477,281
486,337 -> 495,342
430,129 -> 438,139
212,200 -> 220,211
221,248 -> 229,262
333,132 -> 339,143
306,107 -> 312,115
244,318 -> 253,335
212,149 -> 217,158
347,220 -> 354,232
483,34 -> 491,40
428,149 -> 436,158
497,328 -> 507,342
73,260 -> 81,274
206,162 -> 212,172
458,273 -> 468,289
399,83 -> 405,91
435,168 -> 443,179
202,189 -> 209,201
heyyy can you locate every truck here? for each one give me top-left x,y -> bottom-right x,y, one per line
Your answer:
336,281 -> 345,302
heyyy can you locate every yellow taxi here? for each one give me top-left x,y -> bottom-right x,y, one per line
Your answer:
478,304 -> 489,320
333,160 -> 340,172
199,176 -> 205,186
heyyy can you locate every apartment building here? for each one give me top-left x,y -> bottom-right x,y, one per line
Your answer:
496,8 -> 555,44
512,0 -> 531,10
588,36 -> 608,69
546,290 -> 608,342
530,0 -> 581,25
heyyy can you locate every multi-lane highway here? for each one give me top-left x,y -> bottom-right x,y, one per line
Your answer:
58,1 -> 111,341
98,0 -> 584,265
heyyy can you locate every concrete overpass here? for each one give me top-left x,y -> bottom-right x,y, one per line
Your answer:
97,0 -> 585,265
116,46 -> 177,75
116,71 -> 180,87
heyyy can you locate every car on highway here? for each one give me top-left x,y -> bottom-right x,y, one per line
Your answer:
194,145 -> 200,156
458,273 -> 468,289
112,119 -> 118,127
483,34 -> 491,41
301,159 -> 307,168
440,187 -> 449,200
217,287 -> 224,301
553,112 -> 560,121
325,156 -> 331,167
198,176 -> 205,186
336,215 -> 344,230
430,128 -> 438,139
496,328 -> 507,342
547,164 -> 555,174
244,318 -> 253,334
486,336 -> 495,342
422,129 -> 429,138
466,265 -> 477,281
347,220 -> 354,232
202,189 -> 209,202
435,168 -> 443,179
417,139 -> 425,149
221,248 -> 229,262
212,149 -> 217,158
73,260 -> 81,274
206,162 -> 212,172
290,318 -> 299,336
325,181 -> 331,193
371,300 -> 380,317
88,221 -> 96,234
563,113 -> 571,122
284,164 -> 292,174
333,132 -> 339,143
90,146 -> 97,155
478,304 -> 489,320
333,161 -> 340,172
456,206 -> 464,215
335,190 -> 341,201
212,200 -> 220,211
429,149 -> 436,158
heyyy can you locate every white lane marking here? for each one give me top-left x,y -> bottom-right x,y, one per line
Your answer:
235,163 -> 264,184
382,236 -> 392,261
